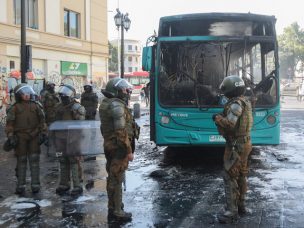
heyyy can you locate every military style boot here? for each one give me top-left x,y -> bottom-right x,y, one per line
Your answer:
218,174 -> 238,224
238,196 -> 251,216
113,184 -> 132,221
29,153 -> 40,193
16,156 -> 27,195
15,186 -> 25,195
238,200 -> 247,215
218,209 -> 238,224
56,185 -> 70,195
70,162 -> 83,196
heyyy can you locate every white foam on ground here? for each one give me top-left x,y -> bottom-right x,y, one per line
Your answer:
11,203 -> 37,210
75,195 -> 96,203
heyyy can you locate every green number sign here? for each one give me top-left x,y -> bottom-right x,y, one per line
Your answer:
61,61 -> 88,76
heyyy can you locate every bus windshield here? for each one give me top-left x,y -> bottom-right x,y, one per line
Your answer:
158,39 -> 277,108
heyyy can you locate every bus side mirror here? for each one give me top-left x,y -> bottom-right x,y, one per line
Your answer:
142,46 -> 153,72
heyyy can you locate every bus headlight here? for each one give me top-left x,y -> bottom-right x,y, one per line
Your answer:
267,115 -> 276,125
161,116 -> 170,124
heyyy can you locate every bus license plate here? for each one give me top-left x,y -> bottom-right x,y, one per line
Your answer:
209,135 -> 225,142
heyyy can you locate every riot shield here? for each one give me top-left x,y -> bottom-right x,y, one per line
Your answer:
48,120 -> 104,157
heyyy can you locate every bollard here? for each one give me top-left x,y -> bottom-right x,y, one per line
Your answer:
133,103 -> 141,119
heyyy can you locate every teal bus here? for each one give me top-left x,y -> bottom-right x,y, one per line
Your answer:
142,13 -> 280,146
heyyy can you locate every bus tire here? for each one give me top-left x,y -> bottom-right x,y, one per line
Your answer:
133,103 -> 141,119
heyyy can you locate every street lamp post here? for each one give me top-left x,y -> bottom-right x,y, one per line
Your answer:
21,0 -> 27,83
114,8 -> 131,78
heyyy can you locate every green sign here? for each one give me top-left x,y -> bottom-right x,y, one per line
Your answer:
61,61 -> 88,76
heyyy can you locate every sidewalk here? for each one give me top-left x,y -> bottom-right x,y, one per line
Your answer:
281,96 -> 304,109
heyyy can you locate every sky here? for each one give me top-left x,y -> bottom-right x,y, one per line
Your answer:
107,0 -> 304,44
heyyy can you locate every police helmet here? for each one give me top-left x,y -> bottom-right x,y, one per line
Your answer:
105,78 -> 133,97
14,83 -> 36,101
219,75 -> 245,98
46,81 -> 55,89
83,83 -> 93,92
58,84 -> 76,98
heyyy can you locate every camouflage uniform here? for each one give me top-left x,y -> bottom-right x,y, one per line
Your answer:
99,77 -> 134,221
215,95 -> 253,221
100,97 -> 133,214
5,84 -> 47,194
80,90 -> 98,120
40,89 -> 60,125
55,85 -> 86,195
126,108 -> 140,153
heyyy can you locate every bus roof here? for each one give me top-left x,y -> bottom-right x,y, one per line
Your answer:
159,13 -> 277,37
160,12 -> 276,23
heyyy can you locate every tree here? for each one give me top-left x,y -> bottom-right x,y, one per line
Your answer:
108,41 -> 118,73
278,22 -> 304,79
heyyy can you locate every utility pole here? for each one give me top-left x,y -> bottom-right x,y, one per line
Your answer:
20,0 -> 27,83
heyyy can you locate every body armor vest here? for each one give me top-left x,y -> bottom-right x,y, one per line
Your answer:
10,102 -> 43,132
223,96 -> 253,137
99,97 -> 129,138
81,92 -> 98,119
81,92 -> 98,107
125,108 -> 137,139
55,101 -> 85,120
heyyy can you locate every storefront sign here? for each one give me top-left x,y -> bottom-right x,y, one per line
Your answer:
61,61 -> 87,76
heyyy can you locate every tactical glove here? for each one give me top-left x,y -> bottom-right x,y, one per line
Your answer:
3,139 -> 13,152
8,135 -> 18,147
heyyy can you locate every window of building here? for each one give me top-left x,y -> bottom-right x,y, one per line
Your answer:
135,67 -> 138,71
64,9 -> 80,38
135,46 -> 138,51
135,57 -> 138,63
128,67 -> 132,72
10,61 -> 15,69
14,0 -> 38,29
128,56 -> 132,62
128,45 -> 132,51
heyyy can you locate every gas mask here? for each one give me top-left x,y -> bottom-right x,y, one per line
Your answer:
48,86 -> 55,94
84,85 -> 92,93
60,95 -> 71,105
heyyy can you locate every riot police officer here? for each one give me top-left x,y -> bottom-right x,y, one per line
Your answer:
40,81 -> 60,125
99,78 -> 134,221
5,83 -> 47,194
213,75 -> 253,223
80,84 -> 98,120
54,84 -> 86,196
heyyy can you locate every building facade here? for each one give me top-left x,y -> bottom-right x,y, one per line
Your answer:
111,39 -> 142,73
0,0 -> 108,105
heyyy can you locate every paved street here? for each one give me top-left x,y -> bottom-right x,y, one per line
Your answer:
0,98 -> 304,227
